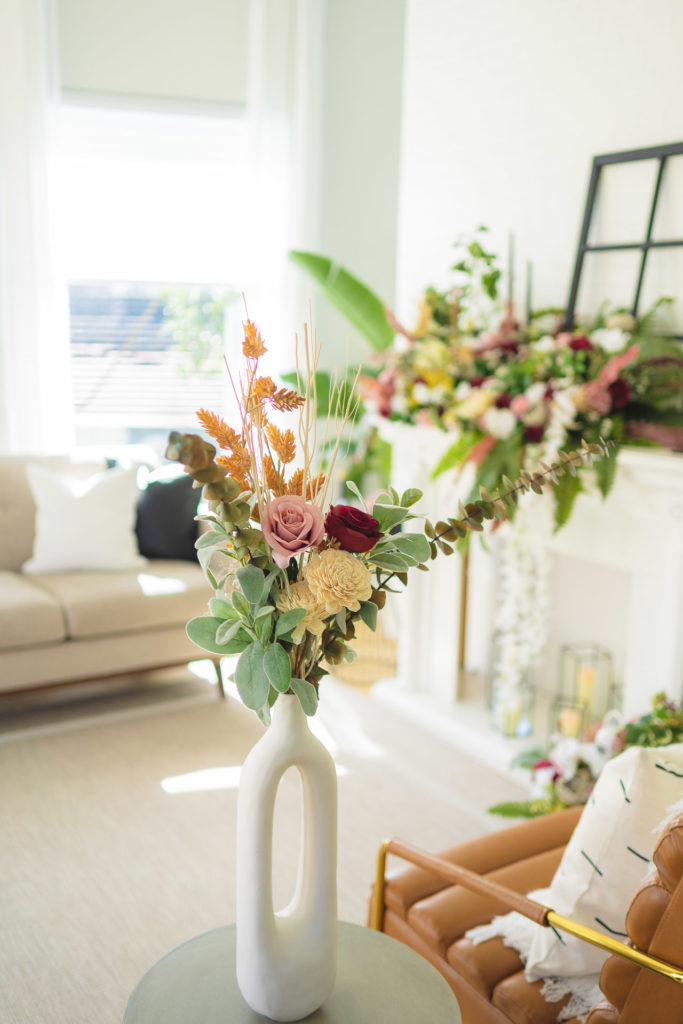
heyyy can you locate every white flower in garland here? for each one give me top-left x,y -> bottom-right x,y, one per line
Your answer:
491,501 -> 552,734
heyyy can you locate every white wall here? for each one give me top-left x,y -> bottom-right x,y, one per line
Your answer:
311,0 -> 406,369
397,0 -> 683,325
57,0 -> 249,106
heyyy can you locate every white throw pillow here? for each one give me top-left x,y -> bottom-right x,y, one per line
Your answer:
525,743 -> 683,979
22,463 -> 146,573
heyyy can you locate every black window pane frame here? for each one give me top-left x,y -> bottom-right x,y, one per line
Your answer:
564,141 -> 683,339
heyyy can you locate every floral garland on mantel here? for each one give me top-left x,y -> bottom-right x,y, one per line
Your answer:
360,231 -> 683,531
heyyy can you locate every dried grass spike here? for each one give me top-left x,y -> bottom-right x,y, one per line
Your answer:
243,320 -> 267,358
196,409 -> 242,451
266,423 -> 296,464
263,455 -> 282,495
270,387 -> 305,412
306,473 -> 326,500
285,468 -> 304,496
222,448 -> 252,479
253,376 -> 277,399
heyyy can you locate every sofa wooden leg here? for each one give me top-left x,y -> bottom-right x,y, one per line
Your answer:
213,658 -> 226,699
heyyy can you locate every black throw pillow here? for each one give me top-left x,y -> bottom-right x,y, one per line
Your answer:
135,470 -> 200,561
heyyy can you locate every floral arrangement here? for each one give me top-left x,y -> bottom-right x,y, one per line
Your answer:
166,317 -> 614,722
359,233 -> 683,528
489,692 -> 683,818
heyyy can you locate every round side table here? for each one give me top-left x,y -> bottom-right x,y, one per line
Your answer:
124,921 -> 461,1023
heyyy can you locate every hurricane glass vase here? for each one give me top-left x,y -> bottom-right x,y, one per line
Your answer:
235,693 -> 337,1021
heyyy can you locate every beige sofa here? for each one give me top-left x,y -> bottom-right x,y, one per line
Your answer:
0,453 -> 221,699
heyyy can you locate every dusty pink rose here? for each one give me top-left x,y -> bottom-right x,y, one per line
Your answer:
261,495 -> 324,569
582,380 -> 613,414
510,394 -> 530,419
597,343 -> 640,387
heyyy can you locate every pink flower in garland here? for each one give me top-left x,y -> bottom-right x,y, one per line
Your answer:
262,494 -> 325,569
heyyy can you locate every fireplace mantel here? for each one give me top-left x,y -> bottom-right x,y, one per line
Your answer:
375,422 -> 683,735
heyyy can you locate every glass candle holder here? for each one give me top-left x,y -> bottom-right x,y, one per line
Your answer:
558,643 -> 614,726
550,696 -> 585,739
494,681 -> 535,739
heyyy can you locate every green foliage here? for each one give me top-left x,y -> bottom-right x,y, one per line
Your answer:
552,471 -> 584,531
288,251 -> 395,351
487,799 -> 558,819
158,285 -> 237,374
622,691 -> 683,748
593,448 -> 618,499
186,616 -> 250,655
431,431 -> 483,479
290,677 -> 319,716
235,641 -> 270,710
263,643 -> 292,693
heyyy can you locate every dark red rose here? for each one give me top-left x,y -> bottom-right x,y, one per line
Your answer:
608,378 -> 631,409
470,376 -> 485,387
524,425 -> 544,444
325,504 -> 384,553
569,335 -> 592,352
494,392 -> 512,408
544,385 -> 554,402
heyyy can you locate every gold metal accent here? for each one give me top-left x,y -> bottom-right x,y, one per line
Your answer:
547,911 -> 683,985
372,840 -> 390,931
373,839 -> 683,986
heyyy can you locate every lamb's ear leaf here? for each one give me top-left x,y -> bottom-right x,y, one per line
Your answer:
187,616 -> 249,655
275,607 -> 307,637
235,641 -> 270,710
236,564 -> 266,606
290,677 -> 319,716
263,643 -> 292,693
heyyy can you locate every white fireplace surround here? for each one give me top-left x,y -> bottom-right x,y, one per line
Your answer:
373,423 -> 683,751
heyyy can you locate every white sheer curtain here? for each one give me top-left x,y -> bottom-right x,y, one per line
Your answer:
0,0 -> 72,455
243,0 -> 324,374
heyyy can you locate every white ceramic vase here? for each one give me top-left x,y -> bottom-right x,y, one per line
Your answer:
235,694 -> 338,1021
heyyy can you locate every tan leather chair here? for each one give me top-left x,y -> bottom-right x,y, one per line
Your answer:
368,809 -> 683,1024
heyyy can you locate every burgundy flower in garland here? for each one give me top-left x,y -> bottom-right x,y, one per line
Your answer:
569,335 -> 592,352
324,504 -> 384,554
608,378 -> 631,409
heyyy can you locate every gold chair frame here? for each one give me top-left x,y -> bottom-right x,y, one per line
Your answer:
372,838 -> 683,986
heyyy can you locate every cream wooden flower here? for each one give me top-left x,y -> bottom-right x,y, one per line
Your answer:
305,549 -> 372,614
275,581 -> 328,643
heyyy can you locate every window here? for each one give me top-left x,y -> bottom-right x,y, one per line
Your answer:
55,103 -> 248,453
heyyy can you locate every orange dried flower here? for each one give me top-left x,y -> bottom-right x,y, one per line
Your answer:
242,320 -> 267,358
266,423 -> 296,464
219,447 -> 251,479
285,469 -> 304,496
196,409 -> 242,451
269,387 -> 305,412
306,474 -> 326,500
263,455 -> 283,495
252,376 -> 277,399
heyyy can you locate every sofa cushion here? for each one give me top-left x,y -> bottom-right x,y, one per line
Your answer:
135,468 -> 200,561
23,463 -> 145,573
31,561 -> 210,639
526,744 -> 683,980
0,572 -> 66,649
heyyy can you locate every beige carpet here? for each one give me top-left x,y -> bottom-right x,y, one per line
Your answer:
1,667 -> 526,1024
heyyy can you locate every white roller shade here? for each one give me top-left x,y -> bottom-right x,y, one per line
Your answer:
57,0 -> 249,108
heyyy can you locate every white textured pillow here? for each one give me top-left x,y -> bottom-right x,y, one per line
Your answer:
525,743 -> 683,979
22,463 -> 146,573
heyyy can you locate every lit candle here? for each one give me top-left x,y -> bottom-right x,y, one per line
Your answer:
558,707 -> 581,738
577,666 -> 596,717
